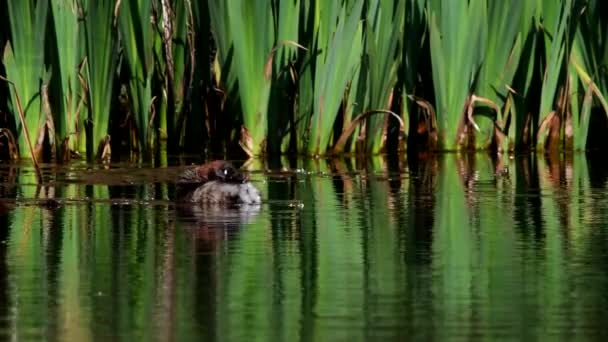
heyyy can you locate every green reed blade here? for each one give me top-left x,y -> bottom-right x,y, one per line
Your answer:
569,1 -> 608,151
208,0 -> 236,93
507,12 -> 540,150
305,0 -> 364,155
268,0 -> 300,154
173,0 -> 188,119
428,0 -> 484,150
473,0 -> 535,149
224,0 -> 275,156
82,0 -> 118,159
399,0 -> 426,151
209,0 -> 275,155
567,61 -> 581,149
118,0 -> 154,153
49,0 -> 84,153
296,55 -> 314,152
4,0 -> 49,158
206,0 -> 241,152
570,40 -> 591,151
274,0 -> 300,66
364,0 -> 405,154
154,0 -> 189,149
292,0 -> 317,153
340,60 -> 365,153
182,0 -> 211,151
536,0 -> 573,151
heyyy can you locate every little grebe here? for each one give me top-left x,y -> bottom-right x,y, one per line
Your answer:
176,160 -> 261,205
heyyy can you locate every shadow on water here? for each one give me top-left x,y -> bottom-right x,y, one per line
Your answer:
0,153 -> 607,340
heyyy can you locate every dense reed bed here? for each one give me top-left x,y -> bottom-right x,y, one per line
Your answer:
0,0 -> 606,161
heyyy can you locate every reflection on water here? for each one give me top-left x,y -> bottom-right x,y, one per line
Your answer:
0,154 -> 607,340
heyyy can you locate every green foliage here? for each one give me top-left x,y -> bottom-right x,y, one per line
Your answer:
473,0 -> 536,149
536,0 -> 575,151
363,0 -> 405,153
300,0 -> 364,156
4,0 -> 49,158
428,0 -> 485,150
82,0 -> 118,159
2,0 -> 608,160
119,0 -> 155,154
214,0 -> 275,156
268,0 -> 300,155
570,0 -> 608,150
49,0 -> 84,154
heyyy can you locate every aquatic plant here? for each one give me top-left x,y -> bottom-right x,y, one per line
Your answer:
118,0 -> 155,155
49,0 -> 85,158
298,0 -> 364,156
3,0 -> 49,159
569,0 -> 608,150
427,0 -> 486,150
82,0 -> 118,160
362,0 -> 405,154
0,0 -> 607,161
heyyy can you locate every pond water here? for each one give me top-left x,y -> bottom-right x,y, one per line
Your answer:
0,153 -> 607,341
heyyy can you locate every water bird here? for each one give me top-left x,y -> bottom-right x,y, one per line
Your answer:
176,160 -> 261,205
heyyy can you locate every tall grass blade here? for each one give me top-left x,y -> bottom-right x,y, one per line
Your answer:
508,8 -> 540,150
304,0 -> 364,155
341,59 -> 365,153
118,0 -> 155,155
158,0 -> 189,149
569,0 -> 608,150
225,0 -> 275,156
401,0 -> 426,150
474,0 -> 535,149
4,0 -> 49,158
536,0 -> 574,151
208,0 -> 234,91
172,0 -> 188,120
206,0 -> 243,152
363,0 -> 405,153
82,0 -> 119,159
49,0 -> 85,155
428,0 -> 485,150
268,0 -> 300,154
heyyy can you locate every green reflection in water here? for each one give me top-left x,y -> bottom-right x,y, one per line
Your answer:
0,154 -> 607,340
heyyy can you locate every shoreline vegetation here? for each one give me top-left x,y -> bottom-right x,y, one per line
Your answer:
0,0 -> 607,164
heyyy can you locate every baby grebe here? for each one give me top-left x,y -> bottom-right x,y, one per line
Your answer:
177,160 -> 261,205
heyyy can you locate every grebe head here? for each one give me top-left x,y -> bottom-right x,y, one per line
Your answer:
209,161 -> 248,183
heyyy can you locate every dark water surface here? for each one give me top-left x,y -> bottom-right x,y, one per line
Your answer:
0,154 -> 607,341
